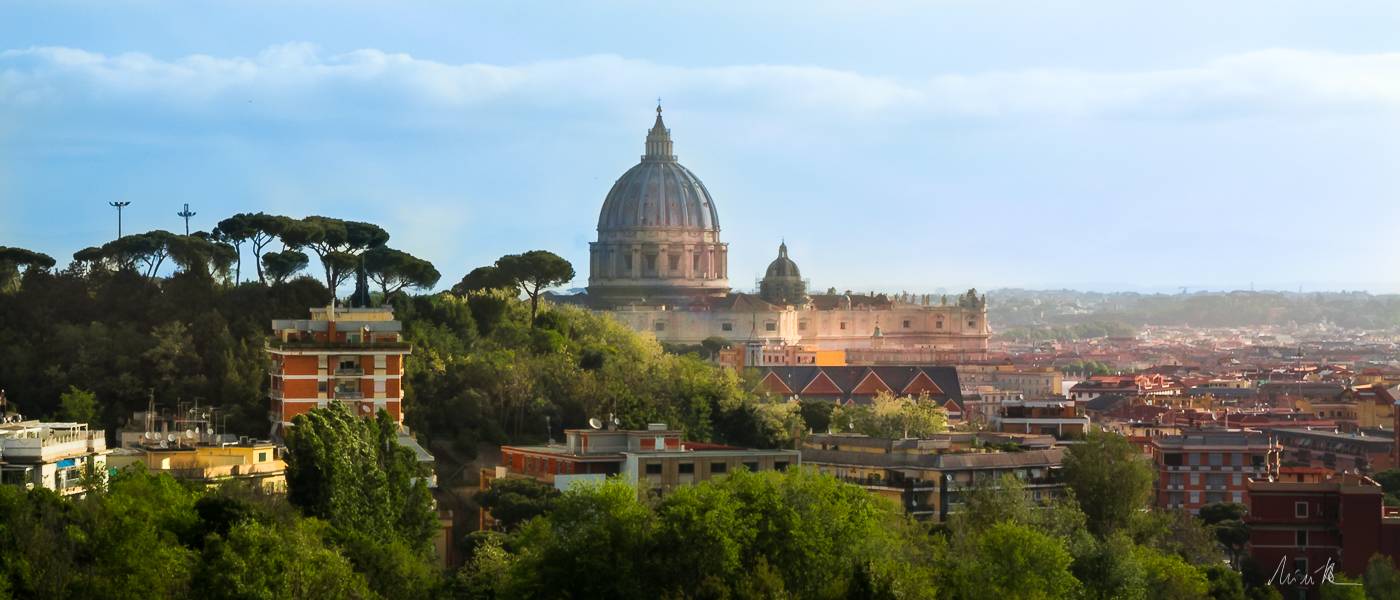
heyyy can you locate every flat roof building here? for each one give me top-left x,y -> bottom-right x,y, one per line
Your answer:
0,420 -> 107,496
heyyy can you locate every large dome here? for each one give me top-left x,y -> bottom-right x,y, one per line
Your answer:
587,105 -> 730,306
596,108 -> 719,232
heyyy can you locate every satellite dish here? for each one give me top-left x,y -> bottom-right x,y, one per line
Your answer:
183,429 -> 195,439
359,404 -> 372,414
166,433 -> 177,443
588,417 -> 603,430
144,432 -> 156,441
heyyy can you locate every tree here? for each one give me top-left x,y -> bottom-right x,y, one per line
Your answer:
1063,429 -> 1155,536
832,391 -> 946,439
99,231 -> 177,279
476,477 -> 560,531
262,249 -> 310,285
282,216 -> 389,296
57,386 -> 97,425
947,521 -> 1080,600
364,247 -> 441,303
216,212 -> 292,284
195,519 -> 374,600
283,404 -> 437,551
452,265 -> 511,299
0,246 -> 55,291
799,399 -> 834,433
495,250 -> 574,327
1200,503 -> 1250,567
1364,554 -> 1400,600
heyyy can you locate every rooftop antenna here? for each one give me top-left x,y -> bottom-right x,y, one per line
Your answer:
109,201 -> 132,239
176,203 -> 196,235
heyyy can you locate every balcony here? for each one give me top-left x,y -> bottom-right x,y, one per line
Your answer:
333,390 -> 365,400
334,367 -> 364,377
267,339 -> 411,352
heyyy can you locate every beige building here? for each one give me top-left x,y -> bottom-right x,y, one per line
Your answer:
575,106 -> 989,358
800,432 -> 1064,521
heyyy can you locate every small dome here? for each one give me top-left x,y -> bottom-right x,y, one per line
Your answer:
759,242 -> 807,306
764,242 -> 801,279
597,105 -> 720,232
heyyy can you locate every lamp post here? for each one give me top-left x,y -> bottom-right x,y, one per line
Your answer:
108,201 -> 131,239
177,203 -> 196,235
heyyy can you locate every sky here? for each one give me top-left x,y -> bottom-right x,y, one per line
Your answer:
2,1 -> 1400,294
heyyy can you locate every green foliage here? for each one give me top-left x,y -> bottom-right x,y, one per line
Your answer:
1364,554 -> 1400,600
196,519 -> 374,599
364,246 -> 440,302
494,250 -> 575,325
830,391 -> 947,439
1063,429 -> 1155,536
945,521 -> 1079,600
476,477 -> 560,531
284,404 -> 437,552
473,470 -> 936,600
57,385 -> 97,425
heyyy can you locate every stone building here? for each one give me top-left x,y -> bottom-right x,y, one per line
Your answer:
573,106 -> 989,358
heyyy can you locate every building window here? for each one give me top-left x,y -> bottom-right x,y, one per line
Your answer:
1296,530 -> 1308,547
1189,491 -> 1200,504
798,321 -> 807,331
645,463 -> 662,475
839,322 -> 847,330
644,254 -> 657,273
1189,453 -> 1200,466
1294,557 -> 1308,574
374,379 -> 387,394
711,462 -> 727,474
669,254 -> 680,272
721,322 -> 733,331
774,461 -> 789,472
317,381 -> 328,394
693,254 -> 701,273
678,462 -> 695,475
257,452 -> 267,462
902,319 -> 911,328
1209,452 -> 1223,466
654,322 -> 666,332
935,321 -> 943,329
1295,502 -> 1308,518
743,461 -> 759,472
765,322 -> 777,332
375,355 -> 387,370
967,320 -> 976,327
1190,473 -> 1199,485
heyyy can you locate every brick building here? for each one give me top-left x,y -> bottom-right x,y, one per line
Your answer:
1246,473 -> 1400,599
265,305 -> 410,436
1150,431 -> 1280,513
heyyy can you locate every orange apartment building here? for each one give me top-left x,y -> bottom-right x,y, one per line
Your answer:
1151,430 -> 1281,513
266,305 -> 411,436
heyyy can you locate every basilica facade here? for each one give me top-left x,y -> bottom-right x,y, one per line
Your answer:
579,106 -> 989,359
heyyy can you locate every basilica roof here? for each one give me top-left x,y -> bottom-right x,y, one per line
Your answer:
597,106 -> 721,233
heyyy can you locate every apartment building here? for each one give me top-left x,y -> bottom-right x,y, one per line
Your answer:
800,432 -> 1063,521
266,305 -> 411,436
1151,430 -> 1280,513
481,424 -> 798,529
0,420 -> 108,495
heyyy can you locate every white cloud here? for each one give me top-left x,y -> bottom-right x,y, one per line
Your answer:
4,44 -> 1400,123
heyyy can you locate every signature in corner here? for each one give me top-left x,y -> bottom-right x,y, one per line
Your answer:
1268,556 -> 1362,587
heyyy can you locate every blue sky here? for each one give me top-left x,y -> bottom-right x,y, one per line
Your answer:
3,1 -> 1400,293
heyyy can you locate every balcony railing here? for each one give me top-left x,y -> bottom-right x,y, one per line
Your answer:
267,339 -> 411,351
333,390 -> 365,400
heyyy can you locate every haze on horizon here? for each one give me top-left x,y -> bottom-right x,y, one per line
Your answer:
2,1 -> 1399,294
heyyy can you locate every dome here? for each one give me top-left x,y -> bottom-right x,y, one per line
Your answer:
587,105 -> 731,306
596,107 -> 720,232
759,242 -> 807,306
765,242 -> 801,279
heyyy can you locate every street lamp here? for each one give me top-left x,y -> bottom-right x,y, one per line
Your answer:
109,201 -> 131,239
